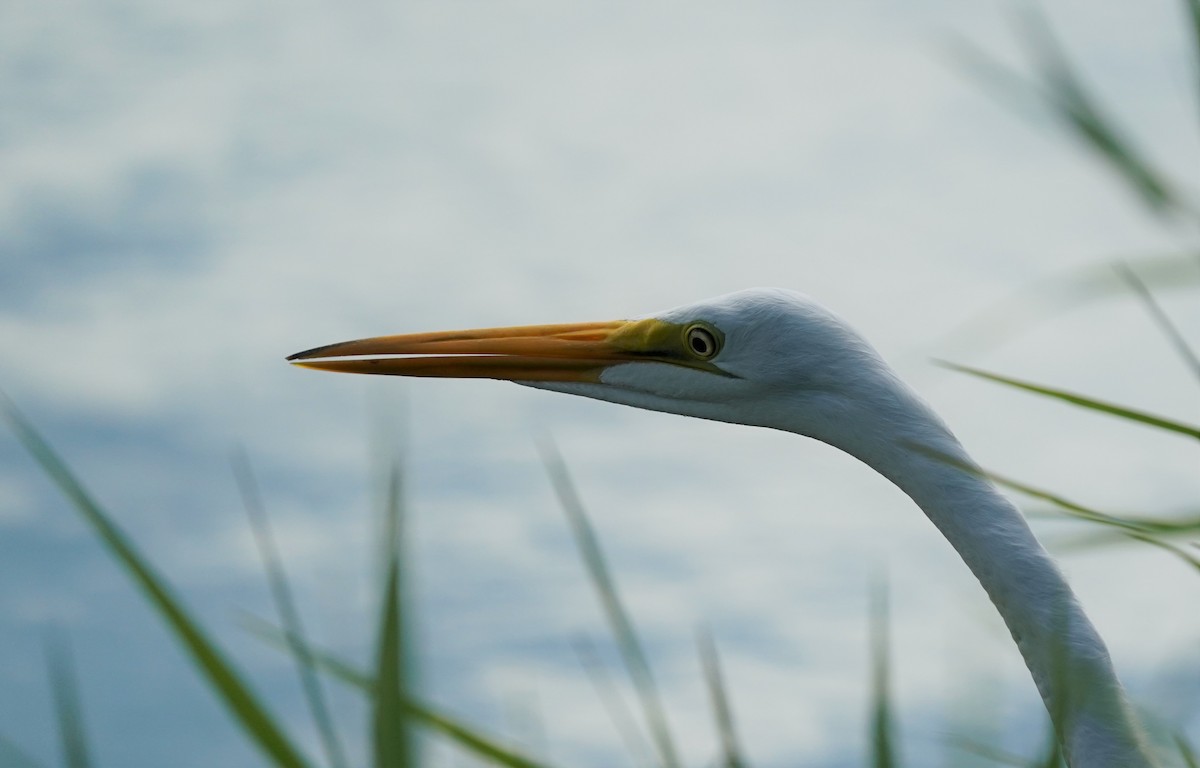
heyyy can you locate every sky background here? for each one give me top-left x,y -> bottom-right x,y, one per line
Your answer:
3,1 -> 1200,766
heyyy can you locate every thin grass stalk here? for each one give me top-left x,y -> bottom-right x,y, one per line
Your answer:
1185,0 -> 1200,131
538,438 -> 681,768
572,635 -> 657,768
1125,534 -> 1200,575
908,443 -> 1200,570
1176,734 -> 1200,768
936,361 -> 1200,440
1113,262 -> 1200,384
243,617 -> 562,768
241,613 -> 375,689
868,578 -> 898,768
232,450 -> 349,768
372,463 -> 414,768
1014,10 -> 1186,220
501,692 -> 549,766
369,389 -> 408,593
43,630 -> 91,768
931,251 -> 1200,360
0,736 -> 48,768
942,734 -> 1031,767
373,559 -> 407,768
697,628 -> 748,768
1036,592 -> 1072,768
927,459 -> 1200,546
1028,730 -> 1065,768
1,400 -> 313,768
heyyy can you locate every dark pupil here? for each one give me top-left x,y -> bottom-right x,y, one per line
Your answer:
690,331 -> 711,355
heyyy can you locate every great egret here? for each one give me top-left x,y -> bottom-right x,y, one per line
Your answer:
290,287 -> 1154,767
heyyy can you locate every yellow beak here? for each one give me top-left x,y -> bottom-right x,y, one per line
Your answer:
288,320 -> 652,383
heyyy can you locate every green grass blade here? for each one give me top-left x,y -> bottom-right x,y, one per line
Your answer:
943,734 -> 1030,766
241,612 -> 374,689
1,400 -> 312,768
572,636 -> 656,768
43,631 -> 91,768
0,735 -> 48,768
909,442 -> 1200,576
374,559 -> 408,768
937,361 -> 1200,440
1028,728 -> 1065,768
952,463 -> 1200,544
372,464 -> 413,768
697,629 -> 748,768
1186,0 -> 1200,128
1176,733 -> 1200,768
948,36 -> 1046,123
242,616 -> 562,768
1124,534 -> 1200,575
232,450 -> 349,768
959,464 -> 1147,530
539,438 -> 681,768
868,578 -> 898,768
1036,591 -> 1071,768
415,707 -> 550,768
1113,262 -> 1200,385
1015,11 -> 1186,219
932,251 -> 1200,360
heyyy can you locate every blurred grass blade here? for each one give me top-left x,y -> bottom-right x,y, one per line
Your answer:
573,636 -> 656,768
1029,726 -> 1065,768
937,361 -> 1200,440
1176,733 -> 1200,768
697,629 -> 748,768
43,631 -> 91,768
908,442 -> 1200,565
0,736 -> 48,768
1,401 -> 312,768
373,463 -> 414,768
949,36 -> 1045,122
369,388 -> 408,591
933,251 -> 1200,360
868,578 -> 898,768
1035,594 -> 1070,768
500,692 -> 547,765
233,450 -> 349,768
374,559 -> 408,768
943,734 -> 1030,766
417,706 -> 553,768
1014,10 -> 1186,219
1187,0 -> 1200,126
1056,527 -> 1200,568
1126,534 -> 1200,575
1011,468 -> 1200,548
911,442 -> 1200,576
961,463 -> 1147,531
957,462 -> 1200,544
1113,262 -> 1200,384
243,616 -> 563,768
539,438 -> 681,768
242,612 -> 374,689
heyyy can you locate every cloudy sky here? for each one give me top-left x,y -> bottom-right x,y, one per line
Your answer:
3,1 -> 1200,766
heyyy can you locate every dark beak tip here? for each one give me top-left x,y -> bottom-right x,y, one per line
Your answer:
287,343 -> 337,361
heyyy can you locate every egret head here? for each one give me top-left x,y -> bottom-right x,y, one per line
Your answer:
288,288 -> 895,441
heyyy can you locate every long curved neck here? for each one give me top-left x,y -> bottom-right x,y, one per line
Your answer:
810,379 -> 1155,768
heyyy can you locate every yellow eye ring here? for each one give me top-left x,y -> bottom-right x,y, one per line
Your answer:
684,323 -> 721,359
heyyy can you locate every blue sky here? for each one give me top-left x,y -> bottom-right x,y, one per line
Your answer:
3,1 -> 1200,766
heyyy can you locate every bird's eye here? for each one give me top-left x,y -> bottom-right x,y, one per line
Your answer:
684,324 -> 720,359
